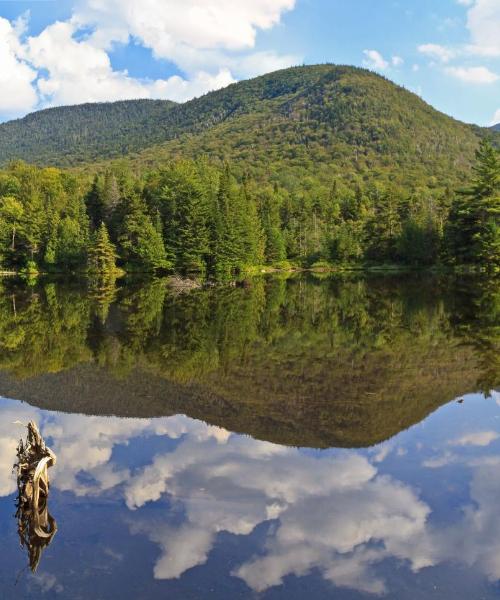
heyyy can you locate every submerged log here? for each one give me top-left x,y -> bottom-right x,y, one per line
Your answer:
14,421 -> 57,573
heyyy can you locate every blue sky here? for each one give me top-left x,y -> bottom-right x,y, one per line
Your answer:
0,0 -> 499,125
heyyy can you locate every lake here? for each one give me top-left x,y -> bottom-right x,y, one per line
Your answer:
0,272 -> 498,599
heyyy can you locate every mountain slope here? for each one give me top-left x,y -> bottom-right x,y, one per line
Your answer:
0,99 -> 176,165
0,65 -> 497,188
492,123 -> 500,132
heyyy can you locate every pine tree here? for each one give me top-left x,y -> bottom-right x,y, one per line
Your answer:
118,196 -> 170,271
260,190 -> 286,264
446,140 -> 500,269
240,185 -> 265,265
85,175 -> 106,230
87,223 -> 118,274
211,166 -> 241,277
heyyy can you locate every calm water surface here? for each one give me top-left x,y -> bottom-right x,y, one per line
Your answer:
0,273 -> 498,599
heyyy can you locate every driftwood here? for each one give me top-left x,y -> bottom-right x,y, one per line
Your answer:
14,421 -> 57,573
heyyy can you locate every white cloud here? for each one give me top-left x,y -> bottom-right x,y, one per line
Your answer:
24,20 -> 236,107
418,43 -> 456,63
450,431 -> 500,446
466,0 -> 500,57
0,0 -> 299,118
68,0 -> 298,84
0,17 -> 38,117
392,55 -> 404,67
421,1 -> 500,64
362,49 -> 389,70
446,65 -> 499,83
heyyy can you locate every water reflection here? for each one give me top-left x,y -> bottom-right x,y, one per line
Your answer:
14,422 -> 57,574
1,394 -> 500,597
16,490 -> 57,574
0,273 -> 497,448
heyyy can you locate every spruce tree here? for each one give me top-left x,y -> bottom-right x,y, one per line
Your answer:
446,140 -> 499,269
87,223 -> 118,274
85,175 -> 106,230
118,196 -> 170,271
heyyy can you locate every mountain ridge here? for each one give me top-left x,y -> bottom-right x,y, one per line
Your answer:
0,64 -> 498,190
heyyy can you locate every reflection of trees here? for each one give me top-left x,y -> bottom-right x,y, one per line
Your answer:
88,273 -> 118,324
0,274 -> 497,395
0,283 -> 91,378
449,275 -> 500,393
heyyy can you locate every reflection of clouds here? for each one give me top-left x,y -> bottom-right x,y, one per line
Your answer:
4,397 -> 500,595
235,475 -> 431,594
126,438 -> 431,591
450,431 -> 499,447
0,400 -> 40,496
430,458 -> 500,583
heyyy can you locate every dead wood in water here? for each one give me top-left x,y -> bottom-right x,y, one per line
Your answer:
14,421 -> 57,573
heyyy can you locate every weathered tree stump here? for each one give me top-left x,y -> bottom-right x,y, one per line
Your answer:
14,421 -> 57,573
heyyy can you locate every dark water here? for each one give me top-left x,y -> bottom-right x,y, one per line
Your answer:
0,273 -> 498,599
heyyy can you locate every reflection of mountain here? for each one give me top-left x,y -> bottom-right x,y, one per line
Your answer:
0,275 -> 494,448
0,344 -> 479,449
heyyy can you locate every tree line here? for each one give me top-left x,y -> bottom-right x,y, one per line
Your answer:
0,140 -> 498,276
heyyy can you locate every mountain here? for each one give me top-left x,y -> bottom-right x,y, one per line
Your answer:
0,65 -> 497,190
0,99 -> 176,165
492,123 -> 500,132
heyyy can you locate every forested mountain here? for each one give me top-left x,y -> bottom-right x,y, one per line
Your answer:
0,99 -> 177,165
492,123 -> 500,132
0,64 -> 497,190
0,65 -> 499,275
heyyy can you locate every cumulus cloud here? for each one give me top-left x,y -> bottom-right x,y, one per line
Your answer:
446,65 -> 499,83
418,1 -> 500,92
26,21 -> 237,106
73,0 -> 296,56
466,0 -> 500,57
0,0 -> 299,118
362,49 -> 389,70
418,43 -> 456,63
362,50 -> 404,71
450,430 -> 500,446
0,17 -> 38,117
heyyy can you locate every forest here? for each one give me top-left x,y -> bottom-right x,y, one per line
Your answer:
0,138 -> 498,278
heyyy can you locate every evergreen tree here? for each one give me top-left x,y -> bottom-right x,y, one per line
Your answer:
260,190 -> 286,264
118,196 -> 170,271
446,140 -> 500,269
87,223 -> 118,274
210,167 -> 241,276
85,175 -> 106,230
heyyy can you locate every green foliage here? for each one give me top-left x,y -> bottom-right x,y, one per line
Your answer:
118,195 -> 170,271
0,100 -> 177,166
0,274 -> 496,447
1,66 -> 498,190
0,144 -> 496,276
87,223 -> 117,274
445,140 -> 500,270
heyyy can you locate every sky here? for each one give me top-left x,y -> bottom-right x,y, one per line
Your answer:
0,0 -> 499,126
